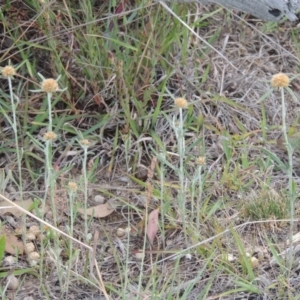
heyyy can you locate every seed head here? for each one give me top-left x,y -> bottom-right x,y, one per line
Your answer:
68,181 -> 78,191
43,131 -> 57,141
41,78 -> 59,93
196,156 -> 206,166
271,73 -> 290,88
174,97 -> 188,109
6,274 -> 19,290
80,139 -> 91,147
1,65 -> 16,78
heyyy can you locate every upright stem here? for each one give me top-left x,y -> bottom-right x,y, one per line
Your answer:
177,108 -> 187,239
47,92 -> 53,132
196,165 -> 203,230
281,88 -> 295,271
8,78 -> 23,201
82,146 -> 88,240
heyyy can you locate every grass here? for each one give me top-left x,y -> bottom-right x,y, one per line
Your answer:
1,0 -> 300,299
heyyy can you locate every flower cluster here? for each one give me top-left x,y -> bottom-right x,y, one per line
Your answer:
271,73 -> 290,88
174,97 -> 188,109
1,65 -> 16,78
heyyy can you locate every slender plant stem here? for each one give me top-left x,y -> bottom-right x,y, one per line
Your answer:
47,92 -> 53,131
160,153 -> 166,249
65,188 -> 75,295
82,146 -> 88,240
177,108 -> 187,239
8,77 -> 23,201
196,165 -> 203,230
281,87 -> 295,271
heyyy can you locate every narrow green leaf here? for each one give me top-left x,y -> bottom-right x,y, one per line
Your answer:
262,148 -> 288,171
0,235 -> 6,262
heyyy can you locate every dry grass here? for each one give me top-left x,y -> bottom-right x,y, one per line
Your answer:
1,0 -> 300,299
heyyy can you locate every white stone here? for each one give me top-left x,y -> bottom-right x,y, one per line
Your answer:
6,275 -> 19,290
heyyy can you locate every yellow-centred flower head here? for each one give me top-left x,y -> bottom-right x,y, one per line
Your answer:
174,97 -> 188,109
41,78 -> 59,93
80,139 -> 91,147
68,182 -> 78,191
271,73 -> 290,88
196,156 -> 206,166
43,131 -> 57,141
1,65 -> 16,78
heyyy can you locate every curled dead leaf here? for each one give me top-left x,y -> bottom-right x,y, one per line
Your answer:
0,199 -> 33,218
78,203 -> 114,219
146,209 -> 159,245
0,228 -> 24,255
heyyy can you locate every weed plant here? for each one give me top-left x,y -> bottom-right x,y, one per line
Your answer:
1,0 -> 300,299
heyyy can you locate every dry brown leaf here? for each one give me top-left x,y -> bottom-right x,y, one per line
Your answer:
146,209 -> 159,245
78,203 -> 114,218
0,199 -> 33,218
0,228 -> 24,255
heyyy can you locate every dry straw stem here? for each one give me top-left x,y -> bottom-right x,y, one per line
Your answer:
0,193 -> 110,300
159,1 -> 239,71
155,218 -> 300,265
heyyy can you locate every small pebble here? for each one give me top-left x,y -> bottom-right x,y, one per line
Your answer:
94,195 -> 105,204
26,232 -> 36,241
124,227 -> 131,234
3,256 -> 17,265
28,251 -> 40,261
14,227 -> 23,235
135,250 -> 144,260
4,216 -> 17,227
227,254 -> 235,262
7,274 -> 19,290
116,228 -> 126,237
29,225 -> 40,236
29,260 -> 38,267
185,253 -> 192,260
250,256 -> 259,269
25,242 -> 35,254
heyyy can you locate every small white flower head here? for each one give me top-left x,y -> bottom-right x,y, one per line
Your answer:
1,65 -> 16,78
